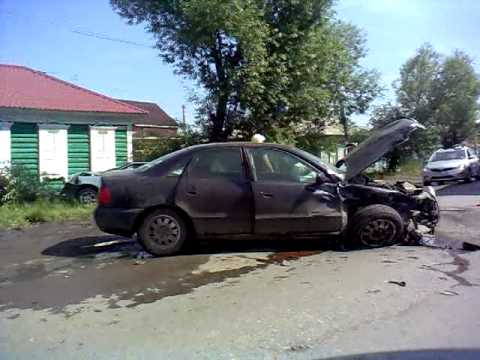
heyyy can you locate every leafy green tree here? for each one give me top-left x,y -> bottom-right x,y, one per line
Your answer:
111,0 -> 269,141
394,44 -> 441,157
432,51 -> 480,147
111,0 -> 380,141
371,44 -> 480,170
325,23 -> 381,141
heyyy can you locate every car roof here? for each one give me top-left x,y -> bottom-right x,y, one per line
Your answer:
435,147 -> 467,153
186,142 -> 294,151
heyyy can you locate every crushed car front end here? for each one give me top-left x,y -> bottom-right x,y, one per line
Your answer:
339,181 -> 439,243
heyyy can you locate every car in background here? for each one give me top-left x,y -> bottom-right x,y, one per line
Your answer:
422,146 -> 480,185
94,119 -> 439,256
62,162 -> 146,203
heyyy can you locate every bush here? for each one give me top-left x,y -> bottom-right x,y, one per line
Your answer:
0,166 -> 56,204
133,126 -> 205,162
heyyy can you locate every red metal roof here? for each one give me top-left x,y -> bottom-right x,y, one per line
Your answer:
118,99 -> 177,127
0,64 -> 146,114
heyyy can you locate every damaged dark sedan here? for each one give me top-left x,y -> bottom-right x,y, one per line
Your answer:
94,118 -> 439,256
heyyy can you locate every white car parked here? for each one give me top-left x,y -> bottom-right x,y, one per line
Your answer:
62,162 -> 146,203
422,146 -> 480,185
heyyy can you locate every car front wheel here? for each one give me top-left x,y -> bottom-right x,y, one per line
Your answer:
349,205 -> 404,248
138,209 -> 187,256
77,187 -> 98,204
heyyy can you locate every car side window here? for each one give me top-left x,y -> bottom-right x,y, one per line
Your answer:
247,148 -> 318,183
189,148 -> 244,180
165,158 -> 189,177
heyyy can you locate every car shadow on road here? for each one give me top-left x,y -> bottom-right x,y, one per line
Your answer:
41,234 -> 342,259
41,235 -> 140,258
437,181 -> 480,196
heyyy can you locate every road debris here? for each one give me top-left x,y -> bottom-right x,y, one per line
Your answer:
367,289 -> 381,294
439,290 -> 459,296
387,280 -> 406,287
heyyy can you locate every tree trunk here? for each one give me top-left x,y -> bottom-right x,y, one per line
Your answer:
209,32 -> 229,142
340,101 -> 349,142
210,93 -> 228,142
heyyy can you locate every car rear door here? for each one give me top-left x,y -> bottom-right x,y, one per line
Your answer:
245,147 -> 344,235
175,147 -> 252,235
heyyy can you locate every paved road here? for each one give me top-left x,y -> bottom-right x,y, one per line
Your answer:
1,182 -> 480,359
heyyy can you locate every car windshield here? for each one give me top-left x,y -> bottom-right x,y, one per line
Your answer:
294,148 -> 345,177
430,150 -> 465,162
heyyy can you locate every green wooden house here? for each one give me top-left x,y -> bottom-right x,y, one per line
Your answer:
0,64 -> 166,181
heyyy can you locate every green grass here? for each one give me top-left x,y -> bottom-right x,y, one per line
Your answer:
371,159 -> 423,183
0,200 -> 94,230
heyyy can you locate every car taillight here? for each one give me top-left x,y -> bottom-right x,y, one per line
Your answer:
98,185 -> 111,206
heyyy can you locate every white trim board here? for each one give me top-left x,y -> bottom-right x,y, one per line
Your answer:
0,122 -> 12,169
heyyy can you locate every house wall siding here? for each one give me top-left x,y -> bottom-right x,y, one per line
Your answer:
1,109 -> 136,178
115,128 -> 128,167
68,125 -> 90,176
10,122 -> 39,175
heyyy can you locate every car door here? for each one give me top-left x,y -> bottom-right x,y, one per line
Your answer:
245,147 -> 344,235
175,147 -> 252,235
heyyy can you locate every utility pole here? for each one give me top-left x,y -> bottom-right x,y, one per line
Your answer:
181,105 -> 187,142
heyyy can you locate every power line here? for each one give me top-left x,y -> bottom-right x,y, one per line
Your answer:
2,10 -> 154,49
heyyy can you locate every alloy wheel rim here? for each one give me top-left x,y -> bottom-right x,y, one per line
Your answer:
79,191 -> 97,204
359,219 -> 396,247
147,215 -> 181,249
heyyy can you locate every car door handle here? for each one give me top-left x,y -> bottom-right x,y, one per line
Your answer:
260,192 -> 273,198
186,187 -> 197,196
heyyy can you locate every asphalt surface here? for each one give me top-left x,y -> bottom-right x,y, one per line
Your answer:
1,181 -> 480,359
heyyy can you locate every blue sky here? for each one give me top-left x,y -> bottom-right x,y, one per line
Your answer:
1,0 -> 479,125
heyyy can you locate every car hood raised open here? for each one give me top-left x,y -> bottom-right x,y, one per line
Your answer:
344,118 -> 425,180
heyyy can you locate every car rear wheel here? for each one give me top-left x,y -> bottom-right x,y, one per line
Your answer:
77,187 -> 98,204
138,209 -> 187,256
349,205 -> 404,248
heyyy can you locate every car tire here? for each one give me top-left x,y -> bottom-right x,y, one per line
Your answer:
464,168 -> 473,183
138,209 -> 188,256
77,187 -> 98,204
349,205 -> 405,248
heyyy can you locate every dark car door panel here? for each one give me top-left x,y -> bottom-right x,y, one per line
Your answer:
245,147 -> 344,235
175,148 -> 252,235
251,181 -> 344,234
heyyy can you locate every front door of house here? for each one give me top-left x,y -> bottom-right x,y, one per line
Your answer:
90,126 -> 116,172
38,124 -> 69,180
